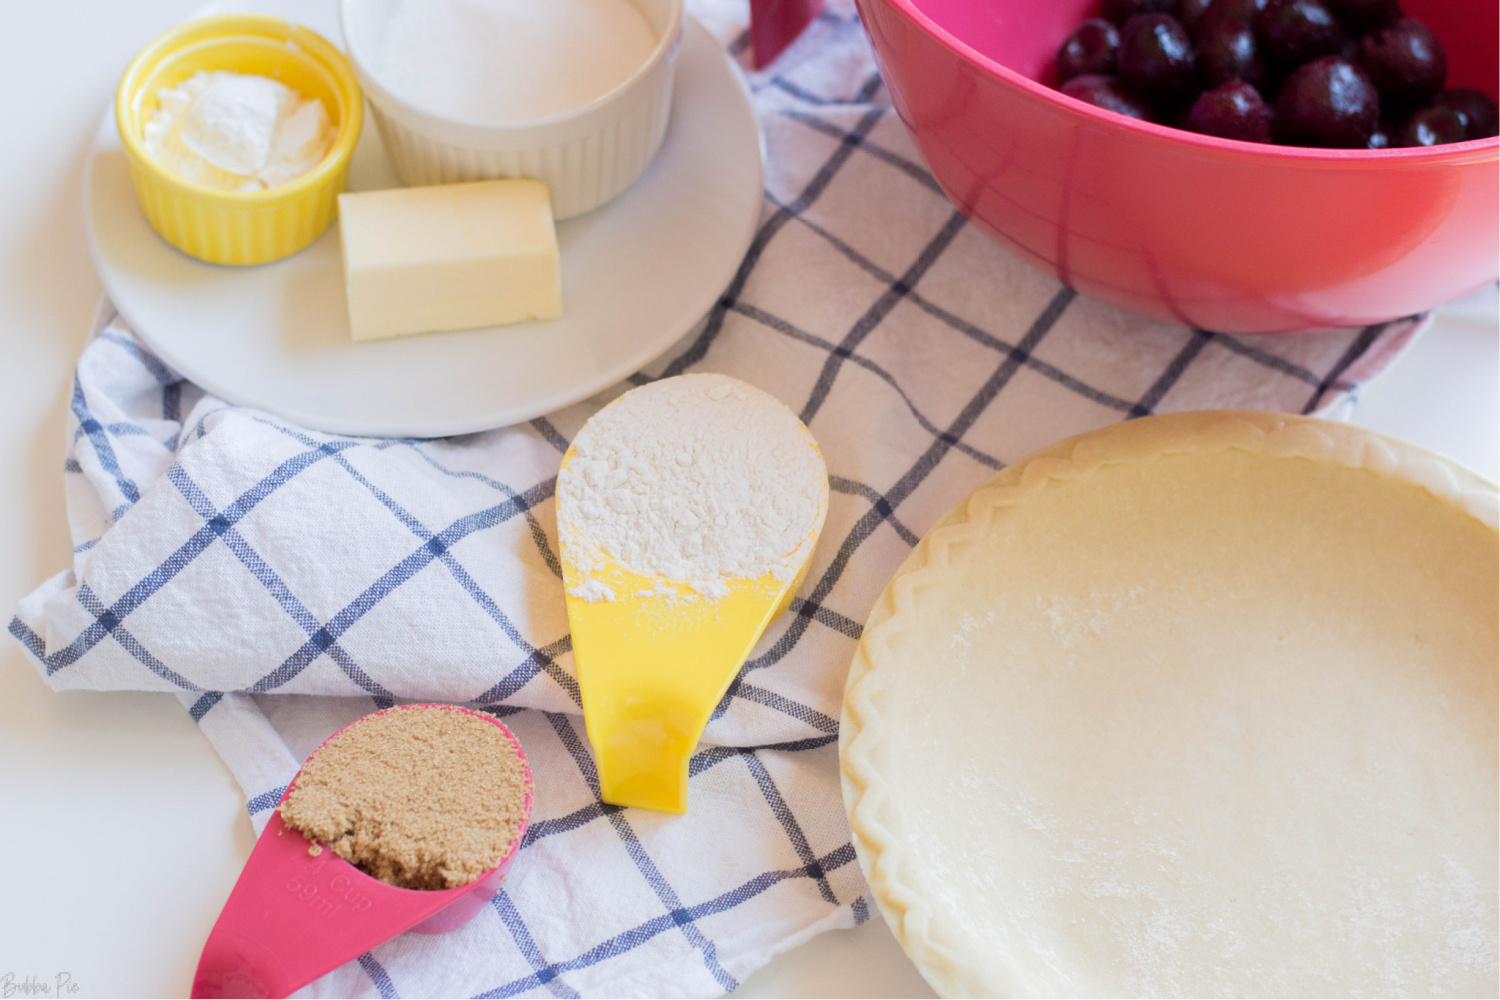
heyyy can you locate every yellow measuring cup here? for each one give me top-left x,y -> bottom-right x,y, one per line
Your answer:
556,375 -> 828,814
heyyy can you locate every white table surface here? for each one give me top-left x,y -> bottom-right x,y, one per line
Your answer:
0,3 -> 1494,997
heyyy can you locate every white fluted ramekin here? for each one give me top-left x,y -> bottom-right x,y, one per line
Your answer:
340,0 -> 682,220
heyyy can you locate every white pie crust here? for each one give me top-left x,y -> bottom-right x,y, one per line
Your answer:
840,411 -> 1498,998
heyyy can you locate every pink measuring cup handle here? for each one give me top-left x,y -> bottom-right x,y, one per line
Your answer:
749,0 -> 825,68
191,706 -> 533,999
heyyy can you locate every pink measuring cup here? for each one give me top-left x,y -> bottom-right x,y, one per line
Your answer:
749,0 -> 824,67
191,705 -> 534,999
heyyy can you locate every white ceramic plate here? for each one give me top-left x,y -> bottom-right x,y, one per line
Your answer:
84,15 -> 763,437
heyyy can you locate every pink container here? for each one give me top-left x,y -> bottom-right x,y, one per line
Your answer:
192,705 -> 533,999
853,0 -> 1499,333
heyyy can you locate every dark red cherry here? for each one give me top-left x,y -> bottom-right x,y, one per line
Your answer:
1326,0 -> 1401,34
1176,0 -> 1215,35
1101,0 -> 1176,25
1118,14 -> 1199,104
1199,17 -> 1265,87
1058,20 -> 1122,82
1359,19 -> 1446,111
1366,125 -> 1391,148
1433,88 -> 1497,140
1256,0 -> 1343,68
1274,55 -> 1379,146
1398,106 -> 1467,146
1188,80 -> 1273,140
1060,74 -> 1157,119
1201,0 -> 1269,28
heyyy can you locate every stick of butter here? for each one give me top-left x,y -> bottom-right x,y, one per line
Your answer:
338,178 -> 562,343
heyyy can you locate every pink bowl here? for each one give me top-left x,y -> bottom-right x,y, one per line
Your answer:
853,0 -> 1499,333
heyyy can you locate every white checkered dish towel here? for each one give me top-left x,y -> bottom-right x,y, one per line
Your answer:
11,2 -> 1425,996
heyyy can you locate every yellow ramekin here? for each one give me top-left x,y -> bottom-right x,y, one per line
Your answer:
115,15 -> 363,266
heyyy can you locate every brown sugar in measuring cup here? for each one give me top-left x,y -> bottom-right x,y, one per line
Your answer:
279,704 -> 530,890
192,704 -> 533,998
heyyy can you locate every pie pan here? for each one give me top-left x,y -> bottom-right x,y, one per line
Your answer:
840,411 -> 1498,997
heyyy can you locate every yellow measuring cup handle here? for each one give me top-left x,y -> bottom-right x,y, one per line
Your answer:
569,566 -> 805,814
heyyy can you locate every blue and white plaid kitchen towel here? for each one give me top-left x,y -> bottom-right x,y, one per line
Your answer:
11,2 -> 1424,996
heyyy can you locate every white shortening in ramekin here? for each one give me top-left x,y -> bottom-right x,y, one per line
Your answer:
340,0 -> 683,220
